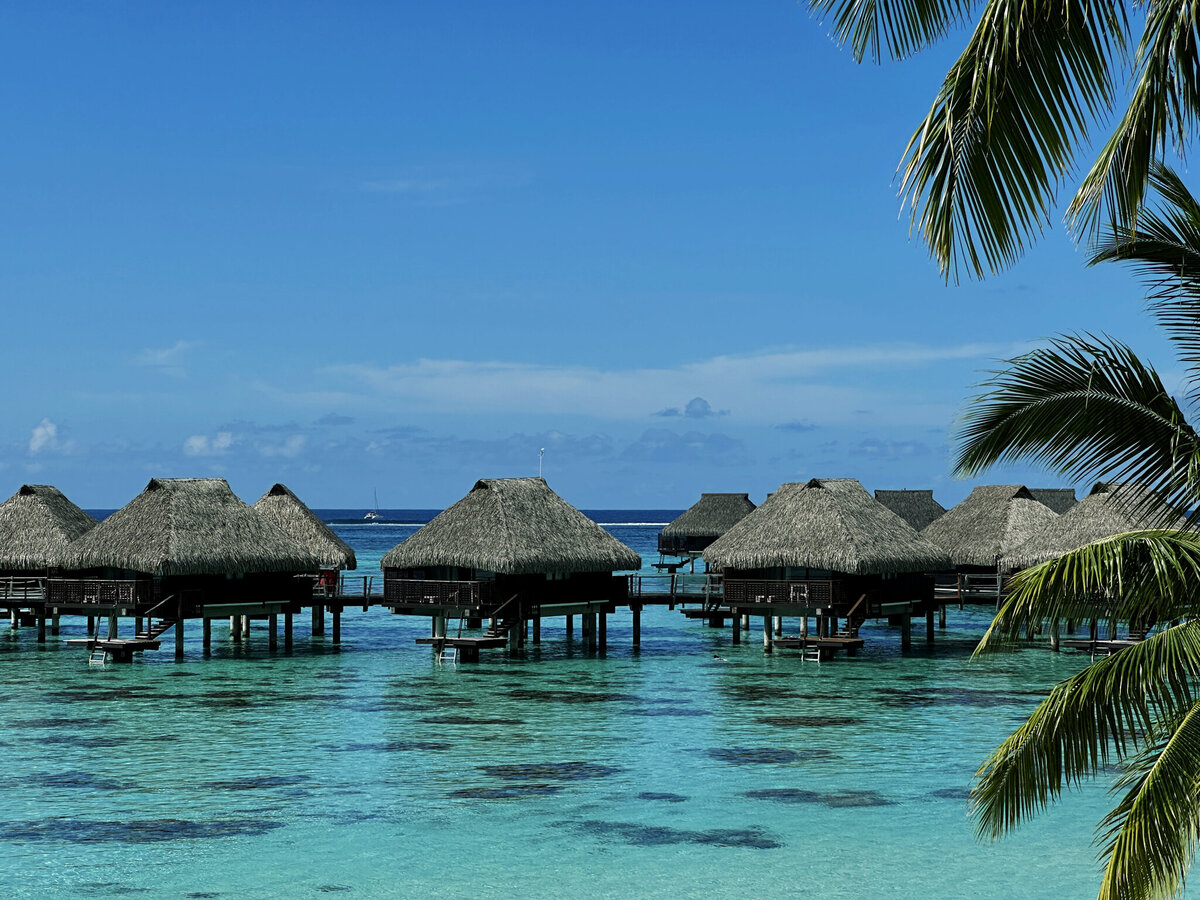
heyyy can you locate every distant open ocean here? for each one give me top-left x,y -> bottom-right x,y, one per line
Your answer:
1,511 -> 1114,898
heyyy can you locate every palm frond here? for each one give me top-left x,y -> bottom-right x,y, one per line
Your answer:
1090,163 -> 1200,410
1069,3 -> 1200,244
807,0 -> 976,63
971,622 -> 1200,841
979,530 -> 1200,651
955,335 -> 1200,523
898,0 -> 1126,280
1094,700 -> 1200,900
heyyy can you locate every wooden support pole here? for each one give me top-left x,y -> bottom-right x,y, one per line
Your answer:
175,616 -> 184,660
800,616 -> 808,637
598,611 -> 607,653
135,617 -> 144,635
1049,620 -> 1060,652
773,616 -> 783,637
242,615 -> 251,640
507,618 -> 521,654
566,614 -> 573,638
741,613 -> 750,631
203,617 -> 211,653
1090,618 -> 1099,642
87,615 -> 95,635
284,612 -> 293,649
37,614 -> 46,643
926,607 -> 936,645
938,605 -> 947,629
632,606 -> 641,648
107,614 -> 118,640
312,604 -> 324,636
762,615 -> 773,653
332,609 -> 341,644
730,608 -> 740,644
230,615 -> 242,642
1067,619 -> 1076,634
51,612 -> 60,636
900,616 -> 912,650
532,616 -> 541,644
9,609 -> 17,628
269,614 -> 278,650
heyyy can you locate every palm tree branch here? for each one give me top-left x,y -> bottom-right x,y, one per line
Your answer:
898,0 -> 1126,280
807,0 -> 977,63
1069,4 -> 1200,244
1094,699 -> 1200,900
971,622 -> 1200,841
955,335 -> 1200,520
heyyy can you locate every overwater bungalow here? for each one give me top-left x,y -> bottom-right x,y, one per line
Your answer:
253,483 -> 357,594
381,477 -> 641,660
1004,483 -> 1170,570
0,485 -> 98,637
921,485 -> 1059,603
703,478 -> 951,655
1028,488 -> 1078,514
873,489 -> 945,532
657,492 -> 756,565
49,478 -> 324,659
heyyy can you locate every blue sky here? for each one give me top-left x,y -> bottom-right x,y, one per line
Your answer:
0,2 -> 1176,509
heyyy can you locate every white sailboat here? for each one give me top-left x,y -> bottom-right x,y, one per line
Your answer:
364,489 -> 382,522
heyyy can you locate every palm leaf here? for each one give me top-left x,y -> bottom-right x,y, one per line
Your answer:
971,622 -> 1200,841
1069,3 -> 1200,246
1090,163 -> 1200,410
955,335 -> 1200,524
979,530 -> 1200,652
1094,700 -> 1200,900
898,0 -> 1126,280
807,0 -> 976,63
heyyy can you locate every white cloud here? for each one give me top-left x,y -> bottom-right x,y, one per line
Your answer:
322,341 -> 1027,427
29,418 -> 59,454
259,435 -> 307,458
183,431 -> 234,457
135,340 -> 199,374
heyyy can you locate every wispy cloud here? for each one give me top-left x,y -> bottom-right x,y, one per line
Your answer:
360,163 -> 532,205
324,341 -> 1023,427
135,340 -> 199,376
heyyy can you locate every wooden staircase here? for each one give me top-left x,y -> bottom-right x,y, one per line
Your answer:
135,617 -> 178,641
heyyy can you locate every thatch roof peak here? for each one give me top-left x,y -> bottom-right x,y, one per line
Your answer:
1004,482 -> 1179,569
873,489 -> 946,532
922,484 -> 1059,567
0,484 -> 98,570
661,493 -> 756,538
1028,487 -> 1078,514
253,483 -> 356,571
703,478 -> 950,576
66,477 -> 324,577
382,476 -> 640,575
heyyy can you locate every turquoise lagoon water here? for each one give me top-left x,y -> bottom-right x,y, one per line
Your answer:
0,519 -> 1120,898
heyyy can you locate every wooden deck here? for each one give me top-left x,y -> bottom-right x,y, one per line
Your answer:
66,637 -> 162,662
773,636 -> 865,658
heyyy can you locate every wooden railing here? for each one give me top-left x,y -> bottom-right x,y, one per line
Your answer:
384,578 -> 496,607
326,574 -> 381,598
723,579 -> 845,609
0,577 -> 46,603
46,578 -> 153,608
628,573 -> 721,599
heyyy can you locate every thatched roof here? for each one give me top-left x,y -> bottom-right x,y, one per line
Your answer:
661,493 -> 756,538
873,489 -> 946,532
0,485 -> 98,570
66,478 -> 325,577
253,483 -> 356,571
1004,483 -> 1176,569
1028,488 -> 1078,514
702,478 -> 951,576
381,477 -> 641,574
921,485 -> 1059,567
